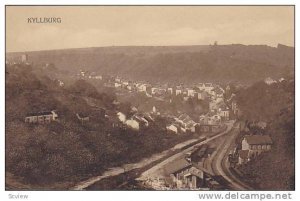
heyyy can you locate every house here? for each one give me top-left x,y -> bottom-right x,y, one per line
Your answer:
197,83 -> 205,91
117,112 -> 126,123
133,114 -> 149,127
164,158 -> 208,189
211,115 -> 221,124
197,90 -> 208,100
137,83 -> 148,92
183,96 -> 189,101
25,110 -> 58,124
279,78 -> 285,82
115,83 -> 122,88
166,124 -> 178,134
95,75 -> 102,80
198,114 -> 220,133
21,54 -> 28,63
144,113 -> 155,123
241,135 -> 273,158
152,106 -> 157,113
151,87 -> 158,95
264,77 -> 277,85
198,83 -> 214,92
176,114 -> 197,132
59,80 -> 64,87
125,119 -> 140,130
167,87 -> 173,94
231,100 -> 238,115
151,86 -> 167,96
175,89 -> 182,96
122,81 -> 129,87
209,101 -> 218,111
238,150 -> 250,164
199,115 -> 208,125
175,86 -> 184,96
257,121 -> 267,129
219,106 -> 230,120
187,89 -> 195,97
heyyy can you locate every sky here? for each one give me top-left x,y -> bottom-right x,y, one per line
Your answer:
6,6 -> 294,52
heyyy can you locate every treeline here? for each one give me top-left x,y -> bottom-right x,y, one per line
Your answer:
5,64 -> 188,188
235,78 -> 294,190
7,44 -> 294,85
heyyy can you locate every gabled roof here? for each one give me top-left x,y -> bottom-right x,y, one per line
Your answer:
186,122 -> 197,128
178,114 -> 189,121
213,87 -> 224,95
26,111 -> 54,116
205,83 -> 213,87
181,167 -> 203,178
164,158 -> 192,175
244,135 -> 273,145
133,115 -> 148,124
178,114 -> 196,124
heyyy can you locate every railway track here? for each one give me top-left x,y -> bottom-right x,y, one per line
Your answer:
210,123 -> 253,190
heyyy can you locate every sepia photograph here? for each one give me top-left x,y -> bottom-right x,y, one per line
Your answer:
5,5 -> 295,192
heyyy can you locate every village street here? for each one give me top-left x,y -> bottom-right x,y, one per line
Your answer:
71,121 -> 234,190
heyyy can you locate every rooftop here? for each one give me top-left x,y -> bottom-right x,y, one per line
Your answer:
26,111 -> 54,116
244,135 -> 273,145
163,158 -> 192,175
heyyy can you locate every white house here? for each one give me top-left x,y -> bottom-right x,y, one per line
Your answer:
176,114 -> 197,133
117,112 -> 126,123
115,83 -> 122,88
241,135 -> 273,160
125,119 -> 140,130
138,84 -> 147,92
167,88 -> 173,94
219,106 -> 230,120
167,124 -> 178,134
95,75 -> 102,80
187,89 -> 195,97
264,77 -> 277,85
175,89 -> 182,96
25,110 -> 58,124
198,83 -> 214,92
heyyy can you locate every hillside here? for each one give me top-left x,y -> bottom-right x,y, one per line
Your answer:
235,78 -> 295,190
5,63 -> 190,189
6,44 -> 294,84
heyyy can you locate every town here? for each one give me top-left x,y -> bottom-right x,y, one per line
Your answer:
7,53 -> 279,190
5,5 -> 295,193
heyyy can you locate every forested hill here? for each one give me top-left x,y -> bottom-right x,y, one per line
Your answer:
236,78 -> 294,190
5,63 -> 190,189
6,44 -> 294,84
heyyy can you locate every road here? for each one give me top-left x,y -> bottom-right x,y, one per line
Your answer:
210,122 -> 253,190
71,122 -> 233,190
